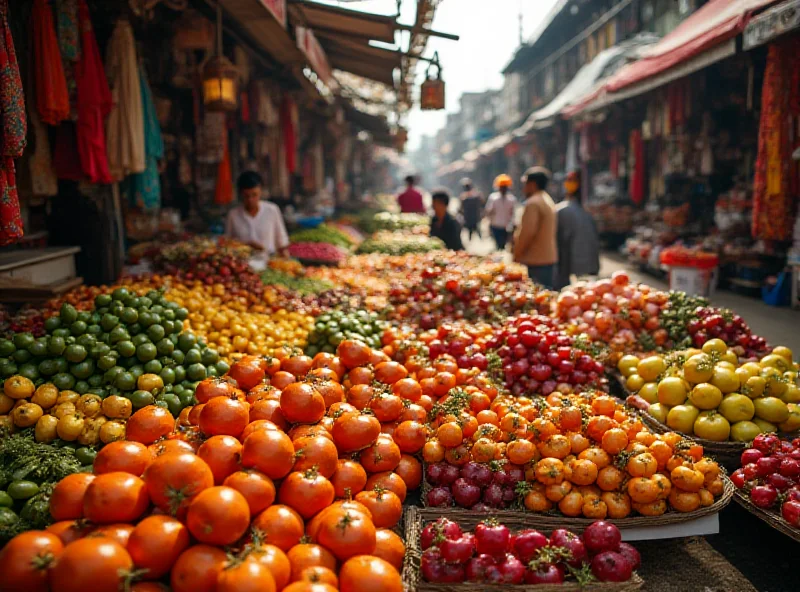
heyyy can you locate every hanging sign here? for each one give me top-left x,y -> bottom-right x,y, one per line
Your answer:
743,0 -> 800,49
259,0 -> 287,29
296,26 -> 337,92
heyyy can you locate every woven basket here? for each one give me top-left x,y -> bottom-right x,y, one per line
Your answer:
421,471 -> 735,529
402,506 -> 645,592
638,411 -> 746,470
733,490 -> 800,544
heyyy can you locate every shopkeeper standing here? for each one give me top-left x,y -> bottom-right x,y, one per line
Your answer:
225,171 -> 289,258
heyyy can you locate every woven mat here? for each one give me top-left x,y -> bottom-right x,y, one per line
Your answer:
637,537 -> 756,592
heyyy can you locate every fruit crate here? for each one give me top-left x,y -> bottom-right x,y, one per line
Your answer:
733,490 -> 800,544
421,465 -> 735,531
402,506 -> 645,592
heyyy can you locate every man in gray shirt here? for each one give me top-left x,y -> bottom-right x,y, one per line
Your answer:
555,171 -> 600,290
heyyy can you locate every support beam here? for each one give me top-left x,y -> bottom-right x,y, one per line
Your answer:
395,23 -> 459,41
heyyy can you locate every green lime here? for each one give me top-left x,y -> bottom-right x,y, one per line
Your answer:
76,334 -> 96,349
54,358 -> 68,374
127,323 -> 142,336
90,344 -> 111,359
76,310 -> 91,323
109,326 -> 129,344
131,334 -> 149,347
206,366 -> 218,378
138,296 -> 154,308
147,324 -> 166,342
13,333 -> 34,350
75,447 -> 97,465
86,324 -> 103,337
18,363 -> 39,381
47,336 -> 66,356
111,287 -> 130,301
136,343 -> 157,362
173,365 -> 186,382
156,338 -> 174,356
53,373 -> 76,391
129,365 -> 144,380
144,359 -> 162,374
0,490 -> 13,507
305,345 -> 320,357
52,328 -> 71,339
120,307 -> 139,324
101,314 -> 119,332
97,354 -> 118,371
215,361 -> 230,375
114,371 -> 136,391
0,359 -> 18,377
118,356 -> 135,369
7,480 -> 39,500
0,507 -> 18,526
139,312 -> 156,328
116,340 -> 136,358
129,390 -> 155,409
95,294 -> 112,308
28,340 -> 48,357
87,387 -> 106,398
70,360 -> 95,380
160,367 -> 176,385
65,344 -> 87,363
74,380 -> 89,394
201,349 -> 220,365
60,303 -> 78,325
11,349 -> 31,364
184,349 -> 202,365
178,333 -> 197,352
87,374 -> 103,388
171,350 -> 185,365
104,366 -> 124,383
186,363 -> 207,382
69,320 -> 87,336
38,359 -> 58,377
0,339 -> 14,357
43,316 -> 62,333
159,393 -> 182,417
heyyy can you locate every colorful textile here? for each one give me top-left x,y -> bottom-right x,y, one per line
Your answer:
125,66 -> 164,211
281,95 -> 297,174
27,106 -> 58,196
214,132 -> 233,205
752,37 -> 800,241
628,130 -> 645,205
32,0 -> 70,125
0,0 -> 25,244
56,0 -> 80,61
106,19 -> 145,181
75,0 -> 111,184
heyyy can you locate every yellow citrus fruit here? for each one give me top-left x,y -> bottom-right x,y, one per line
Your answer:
701,338 -> 727,355
710,366 -> 739,394
752,418 -> 778,434
779,404 -> 800,433
638,383 -> 659,405
657,377 -> 688,407
693,411 -> 731,441
753,397 -> 790,424
666,404 -> 700,434
637,356 -> 666,382
730,420 -> 762,442
626,374 -> 645,392
688,383 -> 723,410
618,355 -> 640,377
744,376 -> 766,398
773,346 -> 794,362
683,354 -> 714,384
647,403 -> 669,424
717,393 -> 755,423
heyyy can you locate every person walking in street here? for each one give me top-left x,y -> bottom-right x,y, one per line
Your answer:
397,174 -> 425,214
513,166 -> 557,288
459,177 -> 483,240
555,171 -> 600,290
225,171 -> 289,259
484,174 -> 517,251
430,189 -> 464,251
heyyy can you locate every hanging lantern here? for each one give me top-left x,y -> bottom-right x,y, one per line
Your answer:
420,52 -> 445,111
202,4 -> 238,112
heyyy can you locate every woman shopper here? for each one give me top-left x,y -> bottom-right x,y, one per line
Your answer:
555,171 -> 600,290
484,174 -> 517,251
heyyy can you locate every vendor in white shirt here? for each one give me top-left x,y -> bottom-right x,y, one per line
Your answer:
225,171 -> 289,259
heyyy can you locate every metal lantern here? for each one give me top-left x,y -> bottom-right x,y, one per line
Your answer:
420,52 -> 445,111
202,5 -> 238,112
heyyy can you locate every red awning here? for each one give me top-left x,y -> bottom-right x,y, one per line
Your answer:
563,0 -> 777,117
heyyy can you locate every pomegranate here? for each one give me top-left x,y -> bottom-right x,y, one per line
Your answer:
750,484 -> 778,508
582,520 -> 622,553
525,564 -> 565,584
474,519 -> 510,558
465,554 -> 496,582
452,478 -> 482,508
781,500 -> 800,527
550,528 -> 587,567
440,535 -> 476,564
421,518 -> 462,550
497,554 -> 526,584
617,542 -> 641,571
591,551 -> 633,582
512,529 -> 549,562
426,486 -> 453,508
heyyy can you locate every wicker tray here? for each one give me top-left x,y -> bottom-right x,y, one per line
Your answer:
733,489 -> 800,544
421,472 -> 735,530
402,506 -> 645,592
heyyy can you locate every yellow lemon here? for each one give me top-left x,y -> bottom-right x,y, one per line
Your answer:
702,338 -> 728,355
618,355 -> 640,377
647,403 -> 669,424
779,404 -> 800,433
639,383 -> 659,405
657,377 -> 688,406
730,420 -> 762,442
683,354 -> 714,384
638,356 -> 666,382
688,383 -> 723,410
718,393 -> 755,423
626,374 -> 645,392
754,397 -> 790,424
710,366 -> 740,394
667,404 -> 700,434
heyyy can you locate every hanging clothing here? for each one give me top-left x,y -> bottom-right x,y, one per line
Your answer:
106,19 -> 145,181
74,0 -> 111,184
752,37 -> 800,242
56,0 -> 80,61
27,106 -> 58,196
628,130 -> 645,205
53,122 -> 83,181
125,66 -> 164,211
281,95 -> 297,174
0,0 -> 26,244
214,133 -> 233,206
32,0 -> 70,125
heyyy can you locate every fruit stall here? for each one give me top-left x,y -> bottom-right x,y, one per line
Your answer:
0,211 -> 798,592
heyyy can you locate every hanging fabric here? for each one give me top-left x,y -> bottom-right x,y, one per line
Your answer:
75,0 -> 111,184
56,0 -> 80,61
628,129 -> 645,205
125,66 -> 164,211
281,95 -> 297,174
32,0 -> 70,125
106,19 -> 145,181
0,0 -> 26,244
27,105 -> 59,196
214,132 -> 233,205
53,122 -> 83,181
752,37 -> 800,241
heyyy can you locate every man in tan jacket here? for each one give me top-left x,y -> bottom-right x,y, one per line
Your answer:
513,167 -> 557,288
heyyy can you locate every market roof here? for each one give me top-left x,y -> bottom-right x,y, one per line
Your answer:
290,0 -> 397,44
564,0 -> 776,117
314,34 -> 401,87
343,102 -> 392,145
513,33 -> 659,136
221,0 -> 304,67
